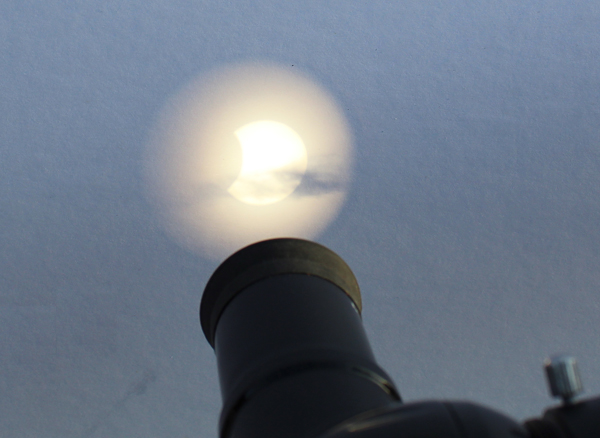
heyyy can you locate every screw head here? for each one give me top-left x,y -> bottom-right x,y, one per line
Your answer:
544,355 -> 583,404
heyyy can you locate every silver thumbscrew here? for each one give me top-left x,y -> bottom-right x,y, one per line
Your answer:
544,355 -> 583,404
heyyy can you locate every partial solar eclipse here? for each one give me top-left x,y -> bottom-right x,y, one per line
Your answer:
228,121 -> 308,205
145,62 -> 353,258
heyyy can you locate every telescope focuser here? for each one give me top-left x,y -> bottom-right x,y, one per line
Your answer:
200,238 -> 600,438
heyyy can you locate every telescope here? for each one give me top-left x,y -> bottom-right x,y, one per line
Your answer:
200,238 -> 600,438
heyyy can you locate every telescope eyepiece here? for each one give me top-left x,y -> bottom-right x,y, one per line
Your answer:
200,238 -> 362,348
200,238 -> 398,438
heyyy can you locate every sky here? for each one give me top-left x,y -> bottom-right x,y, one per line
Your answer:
1,1 -> 599,437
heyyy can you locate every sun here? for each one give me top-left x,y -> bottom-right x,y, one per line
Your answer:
227,120 -> 308,205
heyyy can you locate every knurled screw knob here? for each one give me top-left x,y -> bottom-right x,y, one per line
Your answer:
544,355 -> 583,404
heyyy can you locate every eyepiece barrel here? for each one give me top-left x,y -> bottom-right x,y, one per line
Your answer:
200,238 -> 400,438
201,238 -> 362,348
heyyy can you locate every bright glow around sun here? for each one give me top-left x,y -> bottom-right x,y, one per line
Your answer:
228,121 -> 307,205
145,62 -> 353,259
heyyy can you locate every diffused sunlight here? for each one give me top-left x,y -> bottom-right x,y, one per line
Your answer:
145,62 -> 352,259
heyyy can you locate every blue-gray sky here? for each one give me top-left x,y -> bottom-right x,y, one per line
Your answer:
1,1 -> 599,437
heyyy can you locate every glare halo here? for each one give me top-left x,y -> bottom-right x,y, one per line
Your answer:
145,62 -> 353,259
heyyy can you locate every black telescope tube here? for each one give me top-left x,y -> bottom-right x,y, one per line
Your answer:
200,238 -> 400,438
